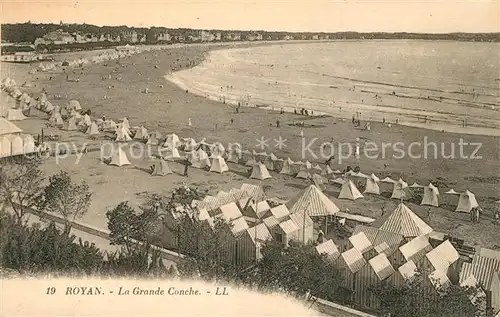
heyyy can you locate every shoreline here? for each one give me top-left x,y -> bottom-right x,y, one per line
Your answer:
165,43 -> 500,137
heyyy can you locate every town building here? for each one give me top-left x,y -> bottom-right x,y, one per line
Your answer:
34,29 -> 75,47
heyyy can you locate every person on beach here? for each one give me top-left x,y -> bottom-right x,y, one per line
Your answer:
352,116 -> 355,124
183,158 -> 191,177
230,118 -> 234,124
427,208 -> 432,222
276,120 -> 280,128
300,128 -> 304,138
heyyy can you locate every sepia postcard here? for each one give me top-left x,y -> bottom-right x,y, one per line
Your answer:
0,0 -> 499,316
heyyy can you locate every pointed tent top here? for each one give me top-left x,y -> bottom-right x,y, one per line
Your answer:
338,180 -> 364,200
409,182 -> 423,188
268,153 -> 278,161
370,173 -> 380,182
286,157 -> 294,164
445,189 -> 459,195
286,185 -> 339,217
379,203 -> 433,238
381,177 -> 395,183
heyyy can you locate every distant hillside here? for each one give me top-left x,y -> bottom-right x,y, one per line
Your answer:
2,22 -> 499,44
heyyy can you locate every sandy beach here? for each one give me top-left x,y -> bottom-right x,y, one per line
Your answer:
2,41 -> 500,249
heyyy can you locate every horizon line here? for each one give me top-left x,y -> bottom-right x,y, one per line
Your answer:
3,21 -> 499,35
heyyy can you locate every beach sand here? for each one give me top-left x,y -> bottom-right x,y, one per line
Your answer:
3,42 -> 500,249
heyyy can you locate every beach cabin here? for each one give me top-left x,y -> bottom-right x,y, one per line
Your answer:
348,232 -> 377,261
315,239 -> 341,263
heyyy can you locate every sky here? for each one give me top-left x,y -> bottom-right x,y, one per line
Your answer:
1,0 -> 499,33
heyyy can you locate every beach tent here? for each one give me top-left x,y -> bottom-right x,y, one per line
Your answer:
210,156 -> 229,174
7,109 -> 26,121
197,140 -> 213,155
338,180 -> 364,200
63,116 -> 78,131
211,142 -> 225,157
286,184 -> 339,217
255,152 -> 268,163
364,173 -> 381,195
391,178 -> 408,200
264,153 -> 279,171
321,165 -> 335,177
191,149 -> 211,169
146,131 -> 161,145
280,158 -> 295,175
241,150 -> 253,162
421,183 -> 440,207
134,126 -> 148,141
312,174 -> 327,191
43,102 -> 55,113
227,149 -> 242,163
379,203 -> 433,238
245,155 -> 257,167
115,127 -> 132,142
86,122 -> 100,135
102,120 -> 117,131
381,177 -> 396,183
296,170 -> 312,179
164,133 -> 181,149
39,93 -> 48,106
183,138 -> 197,152
454,190 -> 479,213
53,112 -> 64,126
79,114 -> 92,127
109,147 -> 131,167
67,100 -> 82,111
312,165 -> 323,174
151,159 -> 172,176
69,110 -> 82,119
250,163 -> 272,180
121,117 -> 130,130
163,146 -> 181,160
409,182 -> 423,188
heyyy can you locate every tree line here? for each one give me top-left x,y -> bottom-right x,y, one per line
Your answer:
2,22 -> 499,44
0,157 -> 489,316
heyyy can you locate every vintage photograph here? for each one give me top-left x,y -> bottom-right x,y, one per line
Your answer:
0,0 -> 499,316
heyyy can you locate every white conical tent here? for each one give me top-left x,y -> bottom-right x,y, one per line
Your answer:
164,133 -> 181,149
296,170 -> 311,179
79,114 -> 92,127
338,180 -> 364,200
44,102 -> 55,113
455,190 -> 479,213
227,149 -> 242,163
115,126 -> 132,142
86,122 -> 100,135
421,183 -> 440,207
163,146 -> 181,160
245,155 -> 257,167
250,163 -> 272,180
280,158 -> 295,175
211,142 -> 225,157
364,173 -> 381,195
183,138 -> 197,151
102,120 -> 117,131
121,117 -> 130,130
210,156 -> 229,174
54,112 -> 64,126
151,159 -> 172,176
146,132 -> 160,145
134,126 -> 148,140
191,149 -> 211,169
68,100 -> 82,111
391,178 -> 408,199
264,153 -> 278,171
63,116 -> 79,131
109,147 -> 131,166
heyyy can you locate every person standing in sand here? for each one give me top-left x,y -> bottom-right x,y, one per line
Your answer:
300,128 -> 304,138
188,118 -> 192,126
